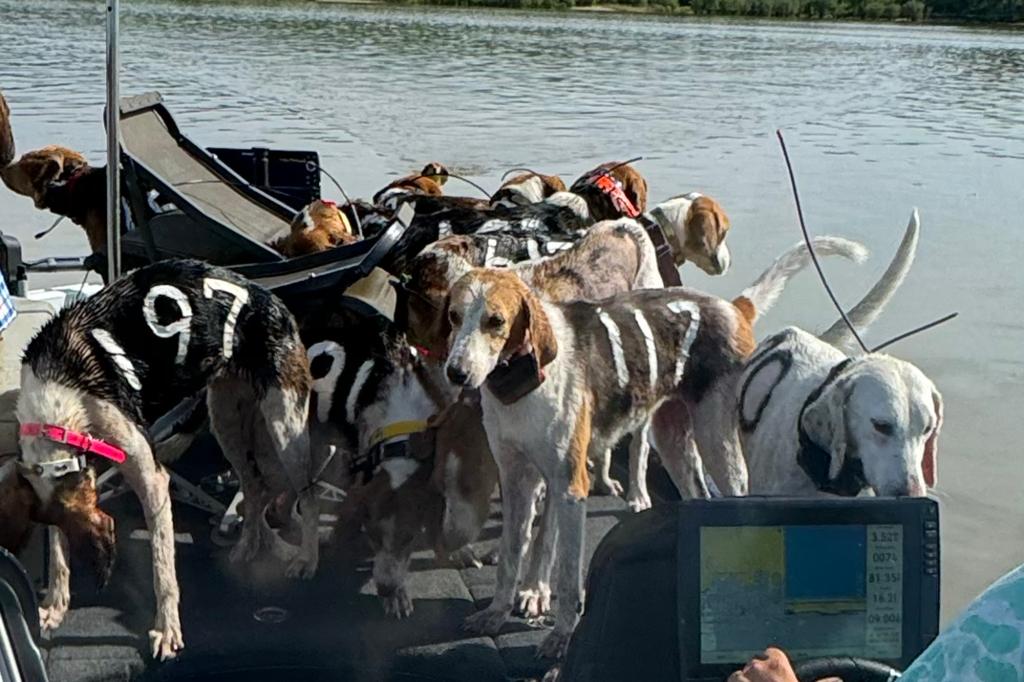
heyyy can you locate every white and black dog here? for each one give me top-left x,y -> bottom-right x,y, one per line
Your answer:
736,210 -> 943,498
13,259 -> 313,660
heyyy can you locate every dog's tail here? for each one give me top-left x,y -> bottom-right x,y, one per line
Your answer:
0,90 -> 14,169
610,218 -> 663,289
731,236 -> 869,325
819,208 -> 920,352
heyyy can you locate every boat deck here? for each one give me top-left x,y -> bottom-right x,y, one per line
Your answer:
36,472 -> 634,682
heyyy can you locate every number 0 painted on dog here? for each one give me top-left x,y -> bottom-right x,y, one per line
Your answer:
202,278 -> 250,359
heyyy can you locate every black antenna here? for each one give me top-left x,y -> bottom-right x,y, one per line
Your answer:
598,156 -> 644,174
777,130 -> 870,354
500,167 -> 545,181
870,312 -> 958,353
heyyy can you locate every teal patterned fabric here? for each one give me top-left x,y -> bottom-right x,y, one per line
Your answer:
902,564 -> 1024,682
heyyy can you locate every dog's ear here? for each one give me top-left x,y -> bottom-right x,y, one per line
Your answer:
523,291 -> 557,367
923,389 -> 943,488
0,470 -> 39,555
434,293 -> 453,355
801,378 -> 850,481
627,172 -> 648,214
545,174 -> 567,194
34,155 -> 64,186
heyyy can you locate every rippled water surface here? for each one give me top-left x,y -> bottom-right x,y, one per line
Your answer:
1,0 -> 1022,619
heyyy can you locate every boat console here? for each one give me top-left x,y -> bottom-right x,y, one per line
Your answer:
560,497 -> 940,682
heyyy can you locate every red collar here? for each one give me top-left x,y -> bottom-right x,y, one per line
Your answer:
19,423 -> 126,465
591,172 -> 640,218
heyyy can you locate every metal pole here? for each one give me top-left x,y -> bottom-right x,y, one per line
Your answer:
105,0 -> 121,283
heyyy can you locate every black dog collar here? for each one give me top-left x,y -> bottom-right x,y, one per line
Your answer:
638,213 -> 682,287
486,349 -> 544,405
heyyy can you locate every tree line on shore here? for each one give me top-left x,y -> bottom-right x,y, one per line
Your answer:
405,0 -> 1022,21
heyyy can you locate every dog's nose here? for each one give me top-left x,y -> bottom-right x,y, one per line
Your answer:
446,365 -> 469,386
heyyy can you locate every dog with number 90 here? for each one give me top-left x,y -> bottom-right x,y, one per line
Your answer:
6,259 -> 313,661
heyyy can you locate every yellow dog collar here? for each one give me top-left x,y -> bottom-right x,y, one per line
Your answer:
367,420 -> 429,450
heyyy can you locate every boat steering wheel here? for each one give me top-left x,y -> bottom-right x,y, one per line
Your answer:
793,657 -> 902,682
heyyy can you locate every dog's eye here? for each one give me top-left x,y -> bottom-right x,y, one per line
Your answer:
871,419 -> 894,436
448,309 -> 462,327
487,314 -> 505,329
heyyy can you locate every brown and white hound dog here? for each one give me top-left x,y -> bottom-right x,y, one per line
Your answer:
402,219 -> 664,500
570,160 -> 648,222
443,269 -> 757,658
373,162 -> 450,208
271,198 -> 358,257
490,171 -> 567,208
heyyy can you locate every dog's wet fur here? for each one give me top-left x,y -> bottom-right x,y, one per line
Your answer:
15,259 -> 314,659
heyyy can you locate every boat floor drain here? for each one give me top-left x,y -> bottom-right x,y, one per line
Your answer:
253,606 -> 289,624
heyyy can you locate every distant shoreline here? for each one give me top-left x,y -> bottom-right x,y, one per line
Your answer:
313,0 -> 1023,23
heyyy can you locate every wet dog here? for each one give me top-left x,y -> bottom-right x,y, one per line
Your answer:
0,90 -> 107,253
13,259 -> 314,660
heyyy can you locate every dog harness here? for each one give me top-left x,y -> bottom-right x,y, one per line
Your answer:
18,423 -> 126,478
585,170 -> 640,219
351,419 -> 430,484
795,358 -> 867,496
738,332 -> 794,433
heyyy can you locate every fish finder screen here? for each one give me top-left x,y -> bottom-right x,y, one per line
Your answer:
699,524 -> 903,663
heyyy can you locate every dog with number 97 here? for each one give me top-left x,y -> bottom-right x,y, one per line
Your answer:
7,259 -> 313,660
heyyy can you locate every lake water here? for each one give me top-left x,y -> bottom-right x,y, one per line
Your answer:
1,0 -> 1022,621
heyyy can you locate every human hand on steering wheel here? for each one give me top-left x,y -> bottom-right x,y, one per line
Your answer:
728,648 -> 842,682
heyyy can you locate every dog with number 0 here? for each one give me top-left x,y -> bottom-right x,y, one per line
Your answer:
9,259 -> 313,660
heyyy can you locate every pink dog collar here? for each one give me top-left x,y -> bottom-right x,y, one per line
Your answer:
19,423 -> 127,464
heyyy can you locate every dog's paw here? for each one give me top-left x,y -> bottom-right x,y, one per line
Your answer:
515,584 -> 552,618
39,599 -> 69,632
381,587 -> 414,619
149,623 -> 184,661
463,607 -> 509,636
593,476 -> 624,497
626,488 -> 652,513
285,554 -> 318,580
537,628 -> 572,660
